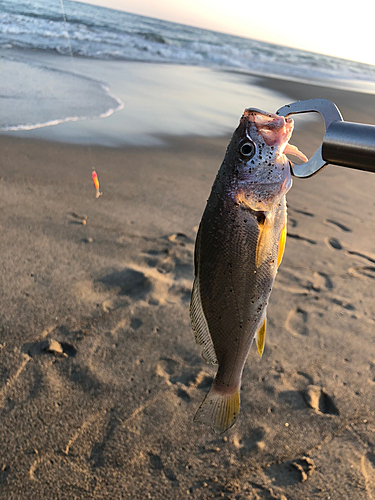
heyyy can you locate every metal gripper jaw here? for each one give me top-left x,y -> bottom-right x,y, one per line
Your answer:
276,98 -> 375,178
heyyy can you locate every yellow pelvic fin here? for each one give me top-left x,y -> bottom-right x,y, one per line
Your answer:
194,385 -> 240,434
256,316 -> 267,358
255,215 -> 273,268
277,222 -> 287,268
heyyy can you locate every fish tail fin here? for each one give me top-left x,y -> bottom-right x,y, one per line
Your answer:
194,383 -> 240,434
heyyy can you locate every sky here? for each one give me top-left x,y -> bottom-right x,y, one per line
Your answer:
75,0 -> 374,66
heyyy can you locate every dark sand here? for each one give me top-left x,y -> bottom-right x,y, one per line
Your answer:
0,71 -> 375,500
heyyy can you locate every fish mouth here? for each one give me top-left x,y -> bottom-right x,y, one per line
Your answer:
243,108 -> 293,146
243,108 -> 308,162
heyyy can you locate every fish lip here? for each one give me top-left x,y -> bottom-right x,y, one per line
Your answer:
242,108 -> 294,147
243,108 -> 286,127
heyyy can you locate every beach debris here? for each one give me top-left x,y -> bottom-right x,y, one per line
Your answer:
70,212 -> 88,221
92,170 -> 102,198
291,457 -> 316,482
68,212 -> 88,225
43,339 -> 67,358
190,108 -> 307,433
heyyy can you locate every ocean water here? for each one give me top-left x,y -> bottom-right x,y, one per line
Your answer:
1,0 -> 375,140
2,0 -> 375,83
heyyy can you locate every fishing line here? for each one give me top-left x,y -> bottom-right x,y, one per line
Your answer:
58,0 -> 98,194
59,0 -> 74,64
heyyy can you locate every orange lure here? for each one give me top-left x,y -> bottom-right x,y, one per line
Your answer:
92,170 -> 101,198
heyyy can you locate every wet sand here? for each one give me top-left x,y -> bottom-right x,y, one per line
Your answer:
0,70 -> 375,499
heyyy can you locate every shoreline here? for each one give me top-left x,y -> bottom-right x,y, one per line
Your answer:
2,49 -> 375,148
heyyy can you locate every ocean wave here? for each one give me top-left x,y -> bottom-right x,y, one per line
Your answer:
0,91 -> 124,132
0,56 -> 125,132
1,0 -> 375,90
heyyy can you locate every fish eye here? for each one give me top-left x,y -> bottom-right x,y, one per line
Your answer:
239,141 -> 255,158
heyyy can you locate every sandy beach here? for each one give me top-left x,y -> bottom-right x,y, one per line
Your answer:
0,58 -> 375,500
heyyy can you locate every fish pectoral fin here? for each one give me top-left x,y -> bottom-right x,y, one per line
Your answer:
194,384 -> 240,434
255,316 -> 267,358
256,214 -> 273,268
190,276 -> 218,365
277,222 -> 287,268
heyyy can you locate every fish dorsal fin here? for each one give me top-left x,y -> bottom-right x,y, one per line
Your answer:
255,213 -> 274,268
190,276 -> 218,365
255,316 -> 267,358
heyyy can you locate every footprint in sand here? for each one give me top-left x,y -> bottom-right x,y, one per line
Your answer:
325,236 -> 343,250
346,250 -> 375,264
345,250 -> 375,279
167,232 -> 194,245
303,385 -> 339,415
312,271 -> 333,291
349,266 -> 375,280
265,457 -> 315,487
196,372 -> 213,390
276,371 -> 314,410
323,218 -> 352,233
285,307 -> 309,337
155,358 -> 197,403
274,267 -> 314,295
156,258 -> 174,275
231,427 -> 266,452
98,269 -> 152,300
22,337 -> 77,359
98,231 -> 195,307
289,207 -> 315,218
134,233 -> 194,304
287,233 -> 317,245
329,297 -> 355,311
176,387 -> 191,403
130,318 -> 143,331
148,453 -> 178,482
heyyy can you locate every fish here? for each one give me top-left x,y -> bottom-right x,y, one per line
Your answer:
190,108 -> 307,434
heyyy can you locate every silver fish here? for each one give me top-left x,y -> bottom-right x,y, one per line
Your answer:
190,108 -> 307,433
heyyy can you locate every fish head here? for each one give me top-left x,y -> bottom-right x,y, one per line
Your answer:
225,108 -> 307,211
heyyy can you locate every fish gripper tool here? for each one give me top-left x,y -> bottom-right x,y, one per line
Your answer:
276,98 -> 375,178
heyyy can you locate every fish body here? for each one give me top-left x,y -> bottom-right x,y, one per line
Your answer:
190,109 -> 307,433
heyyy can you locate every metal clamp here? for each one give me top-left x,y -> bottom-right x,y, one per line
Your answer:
276,99 -> 343,178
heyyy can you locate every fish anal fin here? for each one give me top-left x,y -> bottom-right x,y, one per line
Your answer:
255,316 -> 267,358
277,222 -> 287,268
194,384 -> 240,434
190,277 -> 218,365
